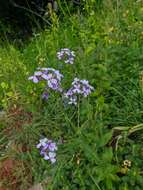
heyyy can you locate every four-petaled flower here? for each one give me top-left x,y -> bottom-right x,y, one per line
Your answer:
64,78 -> 94,105
57,48 -> 75,64
28,67 -> 64,100
37,138 -> 58,164
36,138 -> 48,148
44,152 -> 56,164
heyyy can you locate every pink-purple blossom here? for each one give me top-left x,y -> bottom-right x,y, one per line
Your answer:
64,78 -> 94,105
44,152 -> 56,164
57,48 -> 75,64
36,138 -> 57,164
41,91 -> 49,100
28,67 -> 63,100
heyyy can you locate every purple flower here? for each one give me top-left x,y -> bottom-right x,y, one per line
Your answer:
42,140 -> 57,152
36,138 -> 48,149
42,92 -> 49,100
48,142 -> 57,152
28,76 -> 39,83
64,78 -> 94,105
34,71 -> 43,76
28,67 -> 64,99
44,152 -> 56,164
54,70 -> 64,80
57,48 -> 75,64
41,73 -> 51,80
36,138 -> 58,164
48,78 -> 59,90
40,149 -> 46,156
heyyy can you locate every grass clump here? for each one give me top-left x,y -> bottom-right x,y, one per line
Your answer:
0,0 -> 143,189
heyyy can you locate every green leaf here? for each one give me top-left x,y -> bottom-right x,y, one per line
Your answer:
97,131 -> 113,147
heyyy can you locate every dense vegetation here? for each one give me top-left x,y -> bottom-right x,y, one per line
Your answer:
0,1 -> 143,189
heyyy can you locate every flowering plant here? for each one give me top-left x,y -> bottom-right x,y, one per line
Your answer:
64,78 -> 94,105
57,48 -> 75,64
36,138 -> 57,164
29,49 -> 94,163
28,67 -> 63,100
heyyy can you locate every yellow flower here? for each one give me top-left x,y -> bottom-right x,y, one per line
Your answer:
123,160 -> 131,168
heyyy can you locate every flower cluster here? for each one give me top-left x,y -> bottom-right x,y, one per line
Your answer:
64,78 -> 94,105
36,138 -> 57,164
28,49 -> 94,105
57,48 -> 75,64
28,67 -> 63,99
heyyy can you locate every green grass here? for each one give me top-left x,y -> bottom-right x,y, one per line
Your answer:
0,0 -> 143,189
